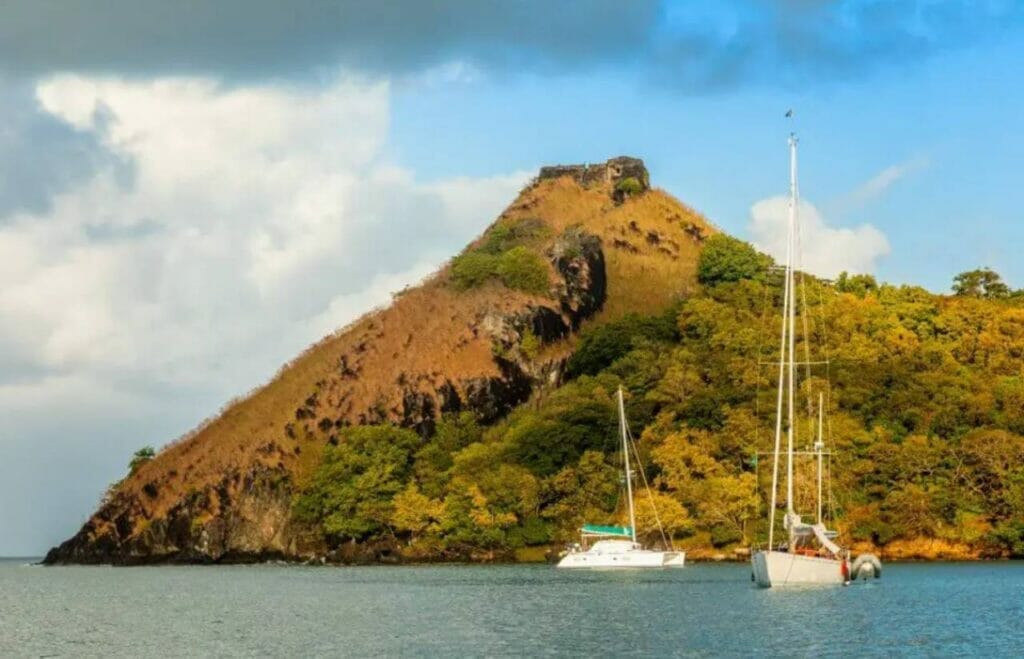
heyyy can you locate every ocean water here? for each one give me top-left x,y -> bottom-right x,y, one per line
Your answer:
2,559 -> 1023,657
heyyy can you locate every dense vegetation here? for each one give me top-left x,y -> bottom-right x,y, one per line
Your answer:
449,218 -> 551,294
296,236 -> 1024,559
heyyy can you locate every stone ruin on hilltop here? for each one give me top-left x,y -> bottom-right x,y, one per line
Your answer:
538,156 -> 649,195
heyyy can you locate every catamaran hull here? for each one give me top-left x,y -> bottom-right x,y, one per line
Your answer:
557,551 -> 685,569
751,550 -> 846,587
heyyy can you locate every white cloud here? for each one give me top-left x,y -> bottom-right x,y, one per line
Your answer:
749,197 -> 890,278
0,74 -> 530,552
831,156 -> 929,214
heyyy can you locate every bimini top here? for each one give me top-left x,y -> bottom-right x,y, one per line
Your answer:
581,524 -> 633,537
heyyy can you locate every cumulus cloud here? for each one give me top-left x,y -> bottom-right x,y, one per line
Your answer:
749,197 -> 890,277
0,74 -> 529,552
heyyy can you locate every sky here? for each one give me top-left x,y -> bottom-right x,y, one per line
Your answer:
1,1 -> 1023,555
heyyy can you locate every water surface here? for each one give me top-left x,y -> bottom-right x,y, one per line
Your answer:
2,560 -> 1021,657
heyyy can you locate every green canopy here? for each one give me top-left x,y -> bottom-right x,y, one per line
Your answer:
581,524 -> 633,537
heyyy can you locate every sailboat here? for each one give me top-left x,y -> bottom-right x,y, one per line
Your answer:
557,387 -> 685,569
750,133 -> 881,587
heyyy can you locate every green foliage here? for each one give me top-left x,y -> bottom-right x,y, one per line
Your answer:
520,329 -> 540,360
414,413 -> 483,499
953,268 -> 1012,299
129,446 -> 155,475
614,177 -> 643,196
496,246 -> 550,294
696,234 -> 772,286
294,426 -> 421,541
450,220 -> 551,294
450,251 -> 500,290
835,271 -> 879,297
300,263 -> 1024,558
479,218 -> 548,254
566,304 -> 680,377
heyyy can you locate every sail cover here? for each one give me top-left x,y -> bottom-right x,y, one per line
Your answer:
811,524 -> 843,555
581,524 -> 633,537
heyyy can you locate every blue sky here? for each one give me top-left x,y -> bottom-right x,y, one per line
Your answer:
1,1 -> 1023,554
386,31 -> 1024,290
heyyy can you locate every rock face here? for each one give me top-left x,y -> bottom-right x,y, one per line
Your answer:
46,465 -> 306,565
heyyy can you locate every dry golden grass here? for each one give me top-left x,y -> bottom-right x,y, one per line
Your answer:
108,172 -> 716,535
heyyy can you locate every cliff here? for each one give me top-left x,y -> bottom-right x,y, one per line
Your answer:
45,157 -> 714,564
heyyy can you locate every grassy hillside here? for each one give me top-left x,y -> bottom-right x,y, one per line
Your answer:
59,158 -> 716,559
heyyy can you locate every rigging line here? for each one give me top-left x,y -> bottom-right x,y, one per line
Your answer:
623,416 -> 671,550
815,280 -> 837,446
794,200 -> 814,419
752,262 -> 772,536
827,452 -> 835,523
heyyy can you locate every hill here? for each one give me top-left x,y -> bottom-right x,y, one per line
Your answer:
45,157 -> 716,564
47,158 -> 1024,566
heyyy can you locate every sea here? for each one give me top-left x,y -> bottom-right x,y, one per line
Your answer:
1,559 -> 1022,657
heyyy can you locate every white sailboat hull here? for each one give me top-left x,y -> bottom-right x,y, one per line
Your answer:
751,550 -> 846,587
557,540 -> 685,569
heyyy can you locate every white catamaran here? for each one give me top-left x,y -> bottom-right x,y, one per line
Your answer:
557,387 -> 685,569
751,133 -> 881,587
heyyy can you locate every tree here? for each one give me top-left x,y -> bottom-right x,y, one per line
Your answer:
294,425 -> 421,541
634,491 -> 694,541
391,484 -> 444,541
953,268 -> 1011,299
566,306 -> 679,378
129,446 -> 155,475
542,451 -> 620,539
414,413 -> 483,498
835,272 -> 878,297
697,234 -> 771,286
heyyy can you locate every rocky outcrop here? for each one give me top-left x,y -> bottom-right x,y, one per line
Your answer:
45,464 -> 317,565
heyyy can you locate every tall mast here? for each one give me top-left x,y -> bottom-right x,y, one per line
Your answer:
767,139 -> 795,550
786,133 -> 799,531
618,387 -> 637,544
816,392 -> 824,525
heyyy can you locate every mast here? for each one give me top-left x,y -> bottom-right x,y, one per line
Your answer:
767,140 -> 795,550
765,231 -> 786,552
816,392 -> 824,525
618,387 -> 637,544
786,133 -> 799,539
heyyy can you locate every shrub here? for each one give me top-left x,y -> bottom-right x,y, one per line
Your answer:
520,330 -> 540,360
615,177 -> 644,196
450,252 -> 499,290
696,234 -> 772,286
479,218 -> 548,254
497,247 -> 549,294
129,446 -> 156,475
